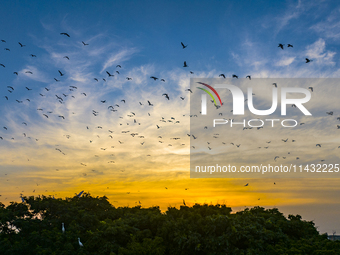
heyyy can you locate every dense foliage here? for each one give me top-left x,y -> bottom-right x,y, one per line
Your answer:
0,193 -> 339,255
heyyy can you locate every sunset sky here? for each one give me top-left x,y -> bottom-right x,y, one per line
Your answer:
0,0 -> 340,234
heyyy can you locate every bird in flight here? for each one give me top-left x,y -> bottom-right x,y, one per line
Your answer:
278,43 -> 284,49
82,41 -> 89,46
60,32 -> 70,37
305,58 -> 313,63
244,183 -> 249,186
126,77 -> 132,80
272,83 -> 277,87
162,93 -> 170,100
308,87 -> 313,92
316,144 -> 321,147
183,61 -> 188,67
116,65 -> 121,68
246,75 -> 251,80
18,42 -> 26,47
150,76 -> 158,80
232,74 -> 238,78
181,42 -> 188,49
63,56 -> 69,60
219,74 -> 226,78
287,44 -> 293,47
148,100 -> 153,106
106,71 -> 114,77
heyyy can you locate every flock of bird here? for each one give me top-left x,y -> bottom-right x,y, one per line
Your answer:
0,33 -> 339,206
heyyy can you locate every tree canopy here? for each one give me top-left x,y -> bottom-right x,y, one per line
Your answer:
0,193 -> 339,255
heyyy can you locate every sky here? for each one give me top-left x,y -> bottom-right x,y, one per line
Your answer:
0,0 -> 340,234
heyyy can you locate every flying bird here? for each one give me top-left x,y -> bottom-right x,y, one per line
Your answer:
219,74 -> 226,78
162,93 -> 170,100
287,44 -> 293,47
60,33 -> 70,37
82,41 -> 89,46
150,76 -> 158,80
58,70 -> 64,76
305,58 -> 313,63
278,43 -> 284,49
183,61 -> 188,67
232,74 -> 238,78
76,190 -> 84,197
181,42 -> 188,49
18,42 -> 26,47
106,71 -> 114,77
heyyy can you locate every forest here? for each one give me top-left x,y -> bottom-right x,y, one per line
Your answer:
0,193 -> 339,255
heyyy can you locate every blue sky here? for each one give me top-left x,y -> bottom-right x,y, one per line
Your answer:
1,0 -> 340,234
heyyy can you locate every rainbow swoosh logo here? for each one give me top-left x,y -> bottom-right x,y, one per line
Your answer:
196,82 -> 223,106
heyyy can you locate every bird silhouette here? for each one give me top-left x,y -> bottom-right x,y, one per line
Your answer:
278,43 -> 284,49
287,44 -> 293,47
162,93 -> 170,100
305,58 -> 313,63
106,71 -> 114,77
18,42 -> 26,47
219,74 -> 226,78
58,70 -> 64,76
60,33 -> 70,37
246,75 -> 251,80
150,76 -> 158,80
82,41 -> 89,46
181,42 -> 188,49
232,74 -> 238,78
183,61 -> 188,67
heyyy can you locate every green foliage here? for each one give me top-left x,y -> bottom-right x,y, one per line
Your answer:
0,194 -> 339,255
